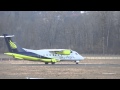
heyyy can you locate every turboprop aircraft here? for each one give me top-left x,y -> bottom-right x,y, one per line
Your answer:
0,34 -> 84,64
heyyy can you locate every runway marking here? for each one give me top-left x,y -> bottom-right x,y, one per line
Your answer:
26,77 -> 44,79
85,57 -> 120,59
102,73 -> 116,75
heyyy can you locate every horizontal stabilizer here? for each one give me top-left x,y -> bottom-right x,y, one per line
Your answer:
0,35 -> 14,38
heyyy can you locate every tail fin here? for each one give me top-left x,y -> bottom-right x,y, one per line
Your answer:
0,34 -> 25,53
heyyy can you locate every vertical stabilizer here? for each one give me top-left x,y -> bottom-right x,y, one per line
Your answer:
2,34 -> 25,53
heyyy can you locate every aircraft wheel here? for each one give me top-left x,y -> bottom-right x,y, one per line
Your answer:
75,61 -> 79,64
45,62 -> 48,64
51,62 -> 55,65
76,62 -> 79,64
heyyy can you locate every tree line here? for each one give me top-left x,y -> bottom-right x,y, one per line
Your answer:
0,11 -> 120,54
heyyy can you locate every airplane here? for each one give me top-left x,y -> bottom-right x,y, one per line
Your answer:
0,34 -> 84,64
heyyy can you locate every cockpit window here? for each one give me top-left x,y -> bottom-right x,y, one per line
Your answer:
75,53 -> 78,55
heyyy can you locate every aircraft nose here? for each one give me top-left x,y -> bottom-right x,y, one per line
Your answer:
80,56 -> 84,60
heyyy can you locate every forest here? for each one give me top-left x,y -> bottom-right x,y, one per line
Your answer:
0,11 -> 120,54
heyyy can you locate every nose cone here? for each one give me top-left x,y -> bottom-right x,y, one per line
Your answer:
81,56 -> 84,60
80,55 -> 84,60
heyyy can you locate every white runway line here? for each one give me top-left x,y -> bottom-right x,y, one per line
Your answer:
26,77 -> 45,79
85,57 -> 120,59
102,73 -> 116,75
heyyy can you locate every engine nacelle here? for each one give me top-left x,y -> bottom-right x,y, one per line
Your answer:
55,50 -> 71,55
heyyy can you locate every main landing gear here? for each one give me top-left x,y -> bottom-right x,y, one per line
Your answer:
51,62 -> 55,65
45,62 -> 48,64
45,62 -> 55,65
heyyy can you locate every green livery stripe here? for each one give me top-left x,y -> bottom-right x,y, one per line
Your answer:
14,56 -> 23,59
9,40 -> 17,49
41,58 -> 58,62
9,53 -> 41,60
4,53 -> 59,63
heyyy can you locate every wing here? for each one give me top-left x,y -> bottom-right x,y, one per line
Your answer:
49,49 -> 71,55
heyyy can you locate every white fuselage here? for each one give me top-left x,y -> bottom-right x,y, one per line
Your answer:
23,48 -> 84,61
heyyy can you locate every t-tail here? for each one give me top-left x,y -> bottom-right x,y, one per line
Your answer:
0,34 -> 25,53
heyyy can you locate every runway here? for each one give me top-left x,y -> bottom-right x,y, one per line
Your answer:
9,63 -> 120,67
0,58 -> 120,79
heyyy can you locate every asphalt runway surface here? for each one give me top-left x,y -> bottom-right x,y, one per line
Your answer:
0,58 -> 120,79
9,63 -> 120,67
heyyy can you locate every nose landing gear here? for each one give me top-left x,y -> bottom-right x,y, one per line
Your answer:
75,61 -> 79,64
